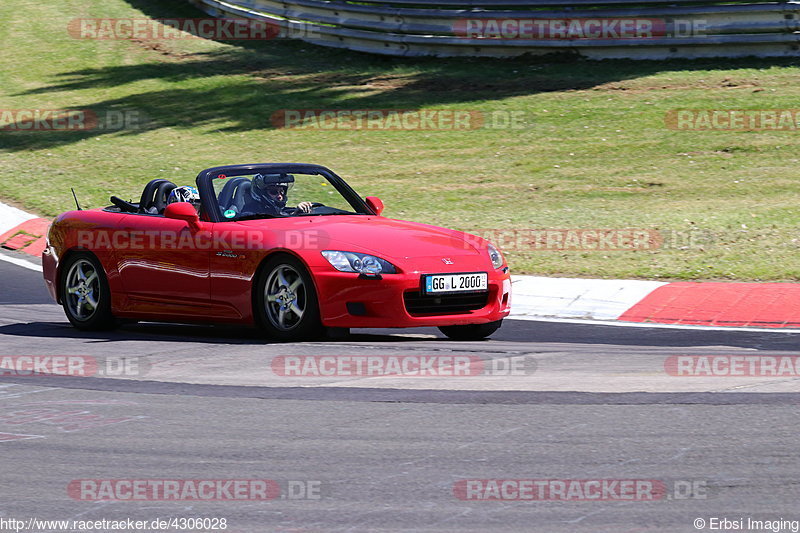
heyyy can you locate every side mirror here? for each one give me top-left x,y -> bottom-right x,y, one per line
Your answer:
365,196 -> 384,216
164,202 -> 200,229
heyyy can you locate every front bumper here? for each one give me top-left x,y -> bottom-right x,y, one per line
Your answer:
314,268 -> 512,328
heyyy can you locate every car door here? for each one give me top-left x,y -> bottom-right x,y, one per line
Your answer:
206,220 -> 276,323
113,213 -> 214,318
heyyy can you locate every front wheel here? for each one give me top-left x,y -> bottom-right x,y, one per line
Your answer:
60,253 -> 116,331
438,320 -> 502,341
255,255 -> 323,341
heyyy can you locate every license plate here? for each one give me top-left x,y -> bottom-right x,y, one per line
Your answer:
423,272 -> 488,294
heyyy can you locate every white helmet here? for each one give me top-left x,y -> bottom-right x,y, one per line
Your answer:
167,185 -> 200,210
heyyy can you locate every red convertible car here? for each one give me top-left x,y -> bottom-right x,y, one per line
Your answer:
42,164 -> 511,341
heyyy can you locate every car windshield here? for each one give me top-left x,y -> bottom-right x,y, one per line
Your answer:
211,171 -> 362,220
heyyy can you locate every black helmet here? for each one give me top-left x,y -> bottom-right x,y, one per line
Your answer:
251,173 -> 294,211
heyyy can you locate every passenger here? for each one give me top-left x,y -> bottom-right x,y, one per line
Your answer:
166,185 -> 201,214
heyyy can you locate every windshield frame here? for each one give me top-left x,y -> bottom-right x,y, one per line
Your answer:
195,163 -> 374,223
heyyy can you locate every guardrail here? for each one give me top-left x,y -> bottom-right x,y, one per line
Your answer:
187,0 -> 800,58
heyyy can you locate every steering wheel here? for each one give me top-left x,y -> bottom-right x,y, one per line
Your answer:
288,202 -> 324,216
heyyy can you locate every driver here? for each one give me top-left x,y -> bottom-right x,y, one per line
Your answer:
246,173 -> 312,215
167,185 -> 201,213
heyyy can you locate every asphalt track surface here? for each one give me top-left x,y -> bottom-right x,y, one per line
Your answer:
1,251 -> 800,533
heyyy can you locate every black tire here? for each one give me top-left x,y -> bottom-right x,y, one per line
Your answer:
60,253 -> 116,331
438,320 -> 502,341
255,254 -> 323,341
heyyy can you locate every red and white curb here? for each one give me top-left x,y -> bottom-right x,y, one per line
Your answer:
619,281 -> 800,329
2,202 -> 800,331
510,276 -> 667,321
0,202 -> 39,237
511,277 -> 800,331
0,203 -> 48,272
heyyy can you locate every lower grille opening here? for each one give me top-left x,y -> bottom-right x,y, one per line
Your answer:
404,291 -> 489,316
346,302 -> 367,316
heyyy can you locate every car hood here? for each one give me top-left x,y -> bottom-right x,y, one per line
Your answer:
235,215 -> 485,261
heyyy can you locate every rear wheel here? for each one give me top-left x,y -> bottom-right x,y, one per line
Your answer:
60,253 -> 116,330
438,320 -> 502,341
256,255 -> 323,341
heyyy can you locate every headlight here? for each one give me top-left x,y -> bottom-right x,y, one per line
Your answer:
321,250 -> 397,274
487,243 -> 504,269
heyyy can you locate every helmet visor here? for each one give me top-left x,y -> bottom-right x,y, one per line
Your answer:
264,184 -> 289,196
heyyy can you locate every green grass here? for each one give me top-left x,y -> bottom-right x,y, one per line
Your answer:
2,0 -> 800,280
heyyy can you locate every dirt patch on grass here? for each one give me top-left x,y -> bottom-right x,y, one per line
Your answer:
260,71 -> 587,96
129,37 -> 194,60
592,77 -> 762,92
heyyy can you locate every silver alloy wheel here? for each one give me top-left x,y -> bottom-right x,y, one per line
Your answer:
64,258 -> 100,321
264,263 -> 306,331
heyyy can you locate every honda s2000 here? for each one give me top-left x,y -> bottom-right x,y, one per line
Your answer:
42,164 -> 512,341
